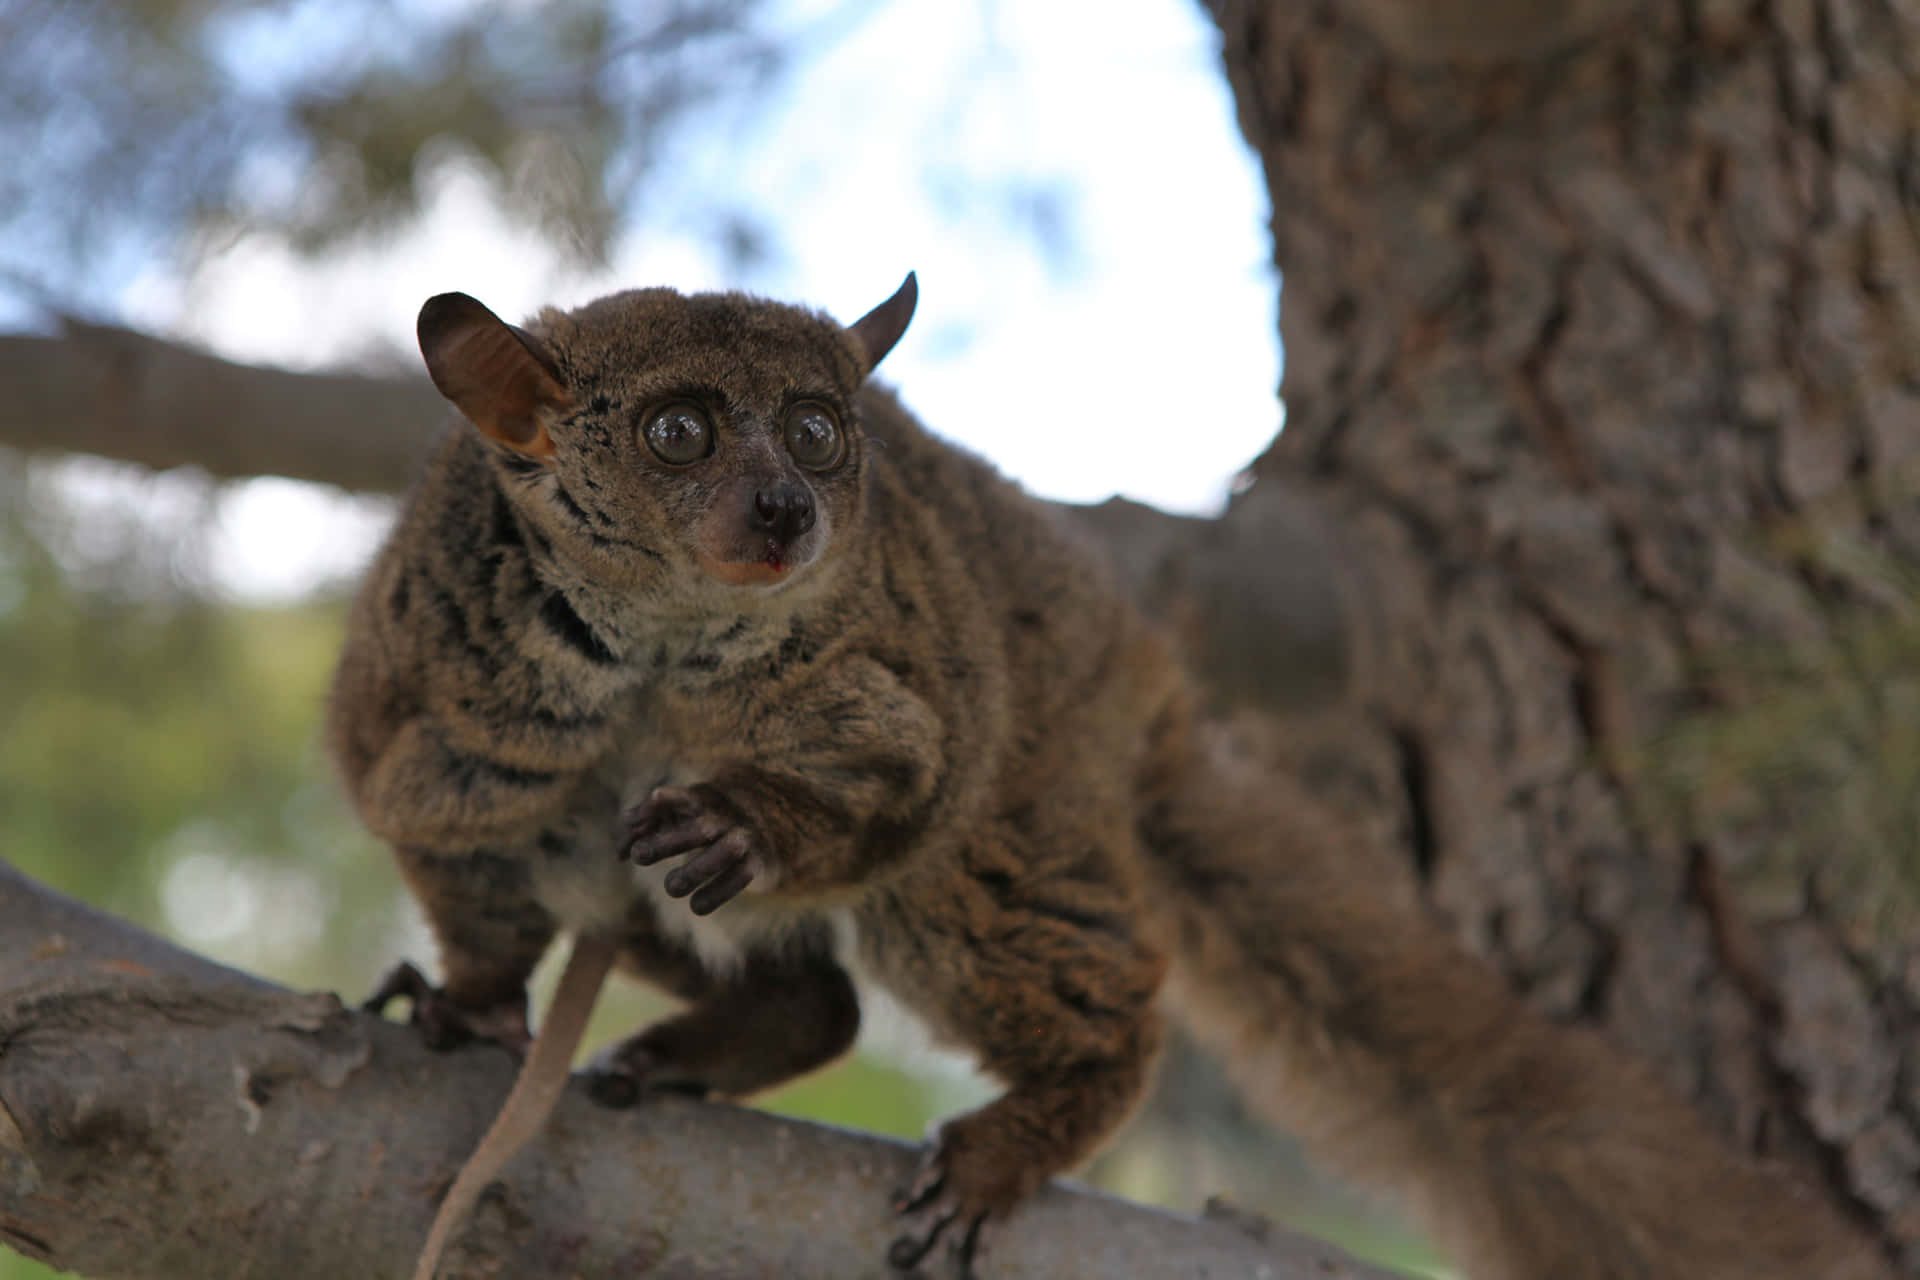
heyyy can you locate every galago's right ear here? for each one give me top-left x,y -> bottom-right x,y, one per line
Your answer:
847,271 -> 917,377
417,293 -> 571,458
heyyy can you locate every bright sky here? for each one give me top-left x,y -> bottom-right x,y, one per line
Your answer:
113,0 -> 1279,600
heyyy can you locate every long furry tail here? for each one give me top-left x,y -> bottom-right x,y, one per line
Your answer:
1137,719 -> 1886,1280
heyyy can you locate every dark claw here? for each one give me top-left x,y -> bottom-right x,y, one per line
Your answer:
364,960 -> 469,1049
586,1068 -> 642,1109
585,1070 -> 710,1108
888,1134 -> 989,1278
361,960 -> 433,1015
954,1216 -> 984,1271
583,1043 -> 713,1109
890,1202 -> 984,1279
360,960 -> 529,1054
894,1147 -> 947,1213
887,1213 -> 954,1271
889,1142 -> 956,1270
890,1200 -> 985,1278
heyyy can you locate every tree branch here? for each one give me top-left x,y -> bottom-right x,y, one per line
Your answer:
0,320 -> 1356,712
0,860 -> 1389,1279
2,321 -> 443,492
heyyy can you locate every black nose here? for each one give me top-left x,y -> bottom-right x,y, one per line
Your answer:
750,482 -> 815,542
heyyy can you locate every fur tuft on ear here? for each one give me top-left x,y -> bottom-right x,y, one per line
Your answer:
847,272 -> 917,375
417,293 -> 571,458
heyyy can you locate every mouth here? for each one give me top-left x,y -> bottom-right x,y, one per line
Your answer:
701,539 -> 798,586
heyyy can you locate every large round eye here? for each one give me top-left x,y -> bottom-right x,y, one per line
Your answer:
642,403 -> 713,465
784,403 -> 844,470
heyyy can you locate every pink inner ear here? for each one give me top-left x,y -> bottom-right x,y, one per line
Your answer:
420,299 -> 569,456
464,327 -> 564,443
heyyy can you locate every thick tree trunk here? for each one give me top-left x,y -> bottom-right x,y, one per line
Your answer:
1206,0 -> 1920,1268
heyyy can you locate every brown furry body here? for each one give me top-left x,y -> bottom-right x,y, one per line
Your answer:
331,280 -> 1886,1278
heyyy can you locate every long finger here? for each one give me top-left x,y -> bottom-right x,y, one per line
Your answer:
625,819 -> 726,865
665,829 -> 751,899
688,857 -> 755,915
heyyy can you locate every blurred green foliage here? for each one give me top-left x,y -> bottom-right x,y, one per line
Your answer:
0,458 -> 396,991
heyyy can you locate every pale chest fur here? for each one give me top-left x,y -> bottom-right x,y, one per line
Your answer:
520,604 -> 794,955
523,745 -> 965,1070
522,729 -> 773,972
518,601 -> 967,1068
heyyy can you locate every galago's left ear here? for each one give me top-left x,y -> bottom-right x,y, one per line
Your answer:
417,292 -> 571,458
846,271 -> 917,376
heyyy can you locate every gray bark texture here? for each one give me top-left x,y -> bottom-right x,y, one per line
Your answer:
0,861 -> 1388,1280
2,0 -> 1918,1273
1205,0 -> 1920,1268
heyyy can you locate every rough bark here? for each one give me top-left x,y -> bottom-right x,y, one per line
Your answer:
1342,0 -> 1644,62
1206,0 -> 1920,1269
0,860 -> 1386,1280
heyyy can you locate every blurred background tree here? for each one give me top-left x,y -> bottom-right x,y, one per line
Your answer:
3,0 -> 1917,1276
